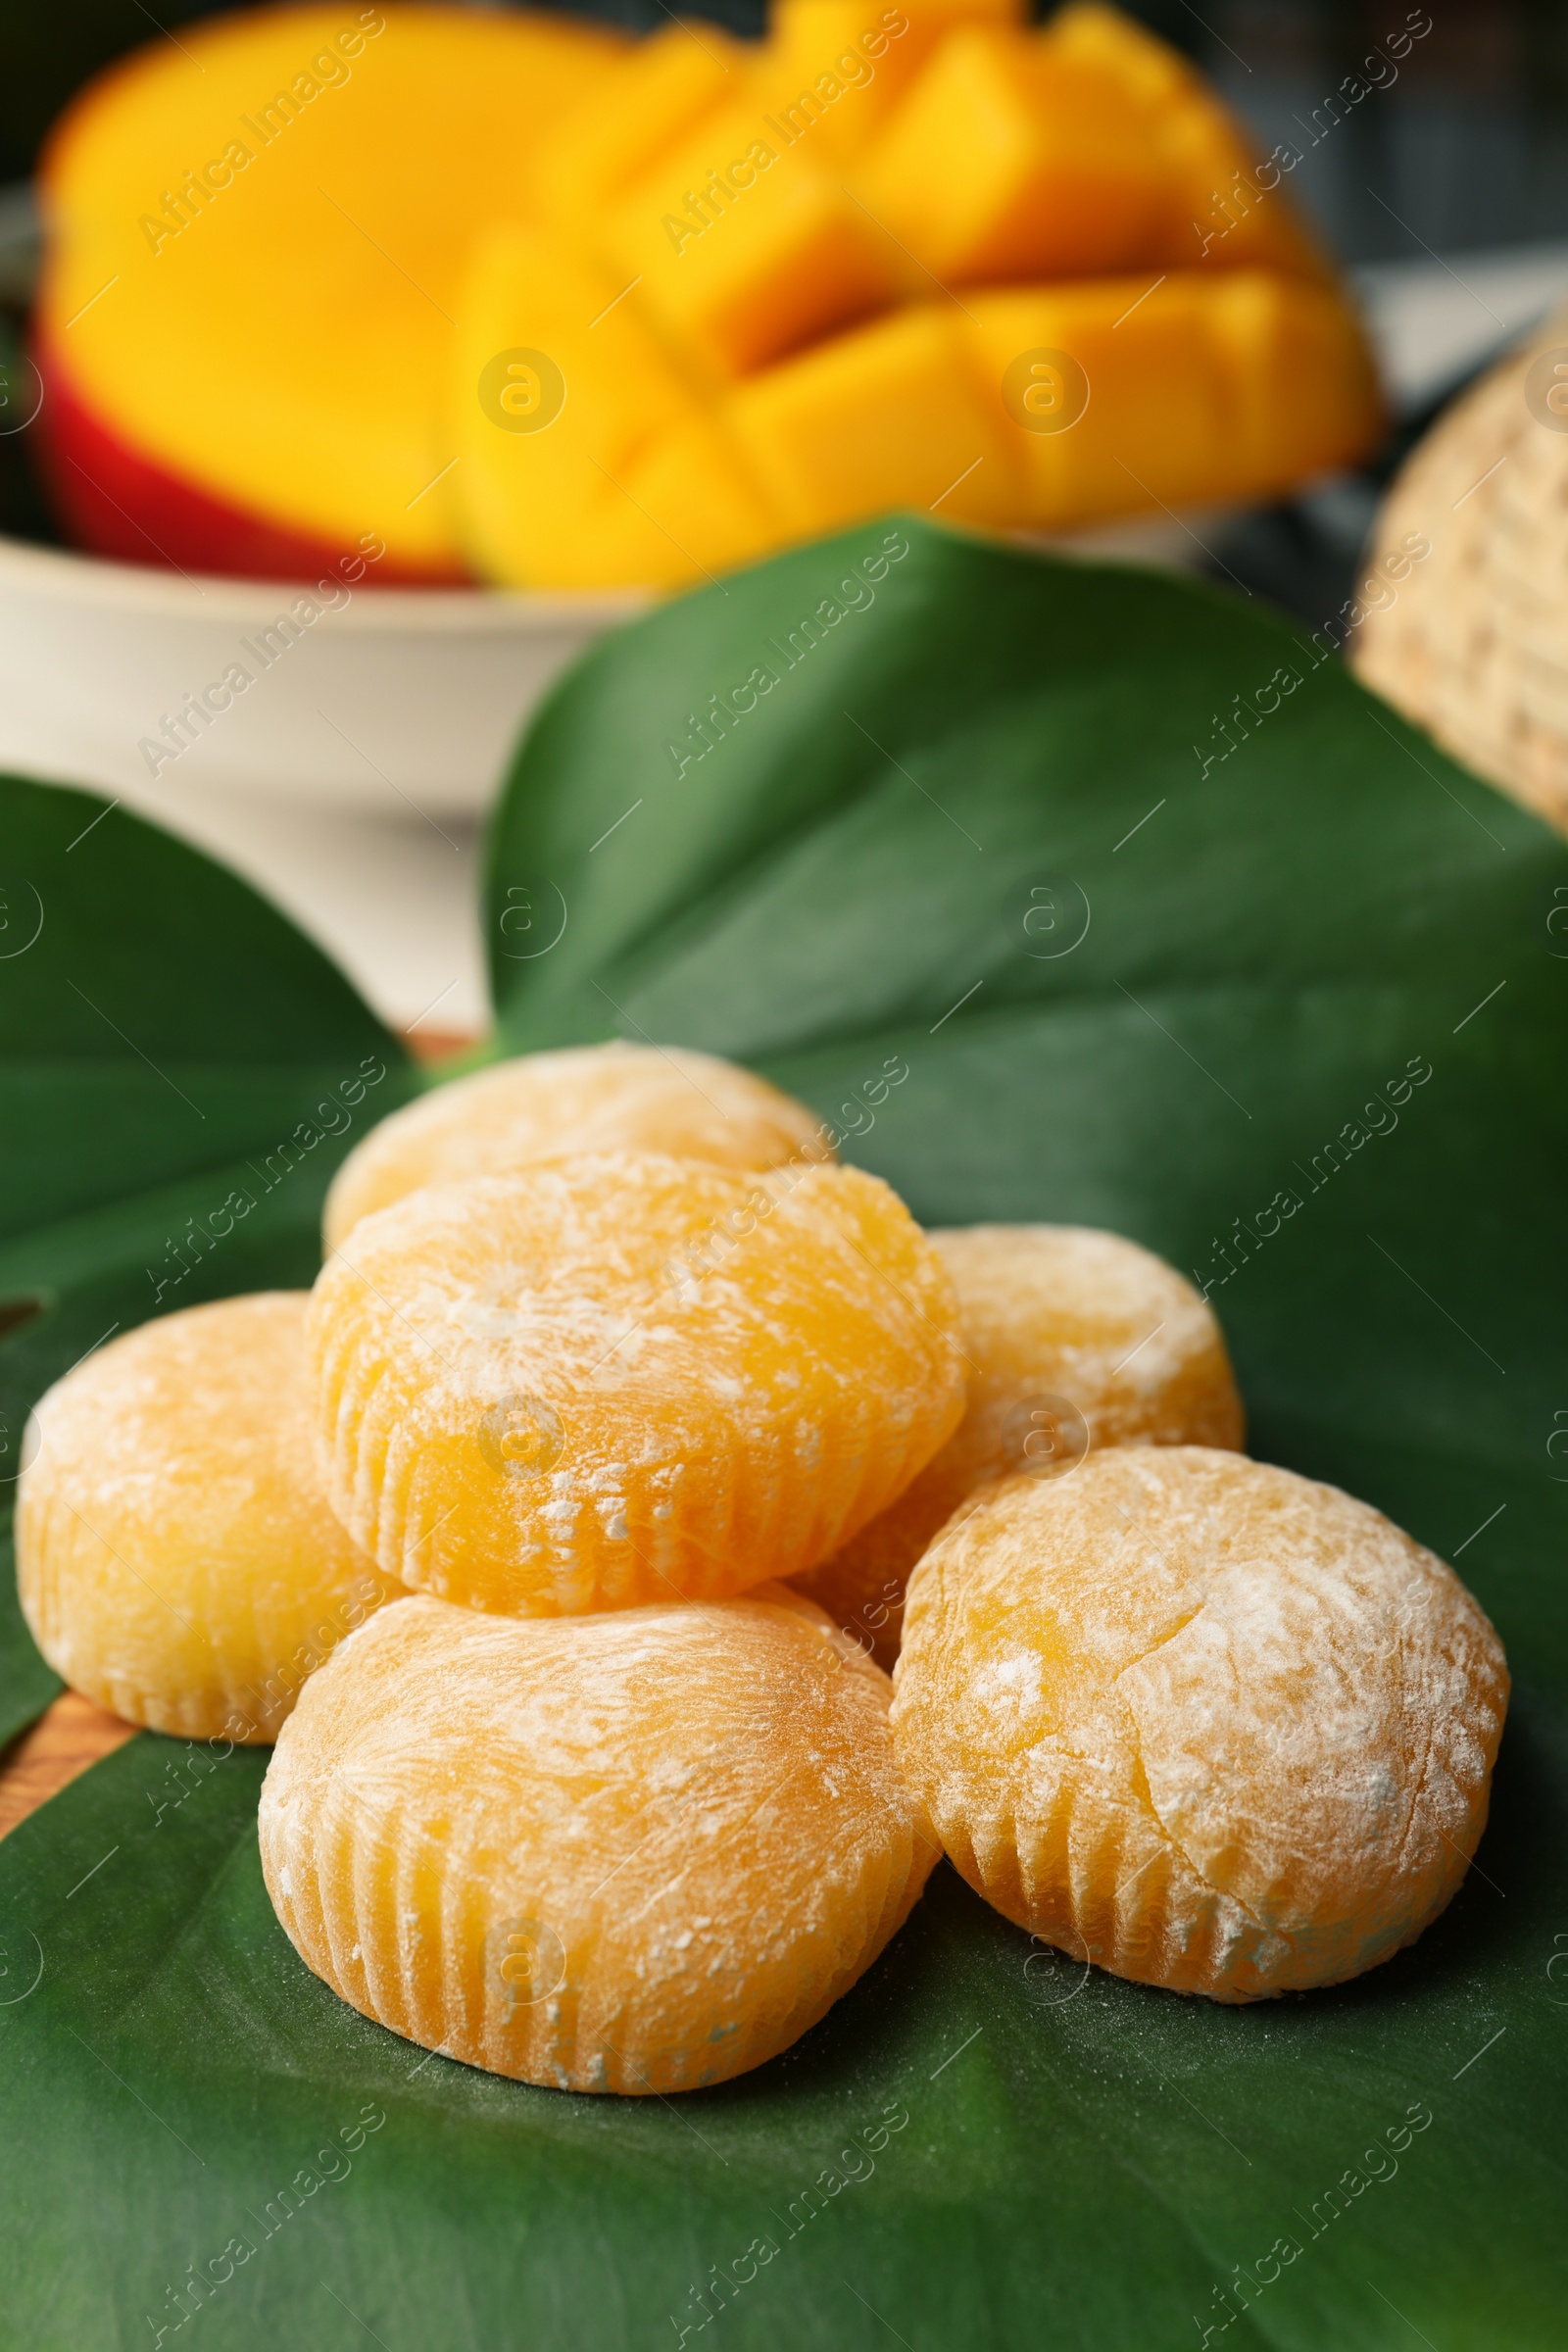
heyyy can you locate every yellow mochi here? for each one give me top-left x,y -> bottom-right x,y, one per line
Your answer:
322,1042 -> 829,1250
797,1223 -> 1243,1662
16,1294 -> 400,1741
259,1586 -> 936,2093
892,1447 -> 1509,2001
308,1152 -> 965,1616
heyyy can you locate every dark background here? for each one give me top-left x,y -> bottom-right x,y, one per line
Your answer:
3,0 -> 1566,263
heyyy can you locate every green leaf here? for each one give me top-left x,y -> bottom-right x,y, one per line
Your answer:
0,1520 -> 56,1747
6,524 -> 1568,2348
0,775 -> 416,1742
485,520 -> 1568,1699
1,1712 -> 1563,2350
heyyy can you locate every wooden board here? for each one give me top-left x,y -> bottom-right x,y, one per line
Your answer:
0,1692 -> 137,1842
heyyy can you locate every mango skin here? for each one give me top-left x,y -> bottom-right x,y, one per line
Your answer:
38,4 -> 626,578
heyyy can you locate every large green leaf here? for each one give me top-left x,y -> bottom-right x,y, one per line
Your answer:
5,523 -> 1568,2348
1,1711 -> 1562,2350
0,776 -> 416,1744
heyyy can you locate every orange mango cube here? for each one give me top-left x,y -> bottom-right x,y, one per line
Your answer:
1047,3 -> 1331,280
448,226 -> 769,591
602,100 -> 896,376
532,23 -> 748,229
966,275 -> 1233,526
1203,268 -> 1384,491
857,25 -> 1164,285
754,0 -> 1024,162
727,301 -> 1019,535
966,270 -> 1380,529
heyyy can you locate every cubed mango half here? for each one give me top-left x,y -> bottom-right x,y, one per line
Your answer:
856,26 -> 1165,285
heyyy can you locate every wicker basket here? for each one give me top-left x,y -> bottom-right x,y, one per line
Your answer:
1352,307 -> 1568,835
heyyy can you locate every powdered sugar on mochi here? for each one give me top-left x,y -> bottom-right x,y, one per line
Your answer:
308,1152 -> 964,1615
259,1589 -> 933,2094
16,1294 -> 395,1740
893,1446 -> 1508,2001
931,1224 -> 1238,1436
321,1040 -> 828,1247
795,1222 -> 1243,1666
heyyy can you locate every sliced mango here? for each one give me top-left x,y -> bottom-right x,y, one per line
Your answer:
40,5 -> 628,576
1044,0 -> 1192,111
449,226 -> 773,590
1202,269 -> 1383,490
451,246 -> 1379,588
966,276 -> 1232,527
617,413 -> 779,585
856,26 -> 1164,286
531,23 -> 748,230
966,270 -> 1380,529
434,0 -> 1379,591
754,0 -> 1025,161
601,98 -> 896,376
726,302 -> 1020,536
1047,3 -> 1331,279
1155,82 -> 1331,279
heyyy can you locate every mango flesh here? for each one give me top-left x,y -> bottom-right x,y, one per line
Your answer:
892,1449 -> 1509,2001
600,99 -> 898,377
16,1294 -> 401,1741
457,253 -> 1380,586
447,0 -> 1372,586
307,1152 -> 966,1616
37,3 -> 627,576
321,1041 -> 834,1250
1047,3 -> 1332,279
40,0 -> 1375,589
755,0 -> 1027,162
970,268 -> 1380,526
449,227 -> 777,592
857,27 -> 1168,287
727,301 -> 1023,535
260,1585 -> 937,2092
796,1224 -> 1245,1666
532,24 -> 750,230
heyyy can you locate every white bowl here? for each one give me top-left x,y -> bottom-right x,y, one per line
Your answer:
0,528 -> 646,819
0,508 -> 1241,824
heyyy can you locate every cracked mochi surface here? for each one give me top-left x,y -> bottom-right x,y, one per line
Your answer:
798,1225 -> 1243,1666
17,1295 -> 401,1741
321,1041 -> 830,1249
259,1585 -> 935,2092
891,1446 -> 1508,2001
308,1152 -> 965,1616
